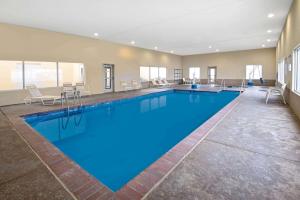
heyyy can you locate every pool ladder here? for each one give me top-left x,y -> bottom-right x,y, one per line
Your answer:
240,79 -> 246,93
220,79 -> 226,90
61,90 -> 82,111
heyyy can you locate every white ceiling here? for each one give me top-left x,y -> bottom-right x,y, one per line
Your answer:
0,0 -> 293,55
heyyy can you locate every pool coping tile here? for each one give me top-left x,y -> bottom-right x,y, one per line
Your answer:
3,89 -> 241,200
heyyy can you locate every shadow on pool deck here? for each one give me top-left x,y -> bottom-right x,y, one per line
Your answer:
0,86 -> 300,200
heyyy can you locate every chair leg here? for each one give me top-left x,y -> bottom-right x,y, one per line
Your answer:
24,98 -> 32,105
40,98 -> 57,106
281,94 -> 287,104
265,92 -> 270,104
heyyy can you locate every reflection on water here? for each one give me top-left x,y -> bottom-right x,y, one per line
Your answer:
140,95 -> 167,113
189,93 -> 200,103
59,106 -> 84,130
104,103 -> 116,117
50,106 -> 87,143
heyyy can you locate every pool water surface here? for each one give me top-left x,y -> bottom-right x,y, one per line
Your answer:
25,90 -> 239,191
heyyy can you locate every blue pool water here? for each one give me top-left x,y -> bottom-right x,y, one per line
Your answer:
25,90 -> 239,191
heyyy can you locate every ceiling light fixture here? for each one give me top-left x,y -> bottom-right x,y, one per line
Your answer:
268,13 -> 274,18
267,39 -> 271,42
154,46 -> 158,50
93,32 -> 99,37
130,40 -> 135,45
267,30 -> 272,33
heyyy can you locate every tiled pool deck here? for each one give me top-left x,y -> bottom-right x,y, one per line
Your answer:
1,86 -> 300,199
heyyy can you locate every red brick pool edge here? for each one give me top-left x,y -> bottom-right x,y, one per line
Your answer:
5,91 -> 241,200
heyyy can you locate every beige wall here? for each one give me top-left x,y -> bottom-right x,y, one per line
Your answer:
276,0 -> 300,119
276,0 -> 300,60
182,48 -> 276,81
0,21 -> 282,107
0,23 -> 182,106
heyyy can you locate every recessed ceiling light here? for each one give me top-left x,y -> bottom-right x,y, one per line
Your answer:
93,32 -> 99,37
267,30 -> 272,33
262,44 -> 266,47
268,13 -> 274,18
267,39 -> 271,42
154,46 -> 158,50
130,40 -> 135,45
216,49 -> 219,52
209,45 -> 212,49
170,50 -> 174,54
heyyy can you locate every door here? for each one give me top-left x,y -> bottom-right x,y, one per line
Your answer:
174,68 -> 183,84
104,64 -> 114,92
208,66 -> 217,84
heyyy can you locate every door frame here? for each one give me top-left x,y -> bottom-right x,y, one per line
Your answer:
208,66 -> 217,84
103,64 -> 115,92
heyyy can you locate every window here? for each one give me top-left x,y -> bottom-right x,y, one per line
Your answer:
294,46 -> 300,93
140,66 -> 150,82
58,62 -> 84,86
0,60 -> 23,91
140,66 -> 167,81
150,67 -> 159,80
189,67 -> 200,79
25,61 -> 57,88
277,61 -> 285,84
159,67 -> 167,79
246,65 -> 262,80
0,60 -> 86,91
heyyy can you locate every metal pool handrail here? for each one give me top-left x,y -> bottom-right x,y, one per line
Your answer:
221,79 -> 226,90
240,79 -> 246,93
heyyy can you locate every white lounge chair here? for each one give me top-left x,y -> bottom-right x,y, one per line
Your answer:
75,82 -> 91,97
152,79 -> 165,87
265,83 -> 287,104
183,78 -> 192,85
194,79 -> 201,84
25,85 -> 61,105
131,80 -> 141,89
120,81 -> 132,91
158,79 -> 168,86
161,79 -> 175,86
